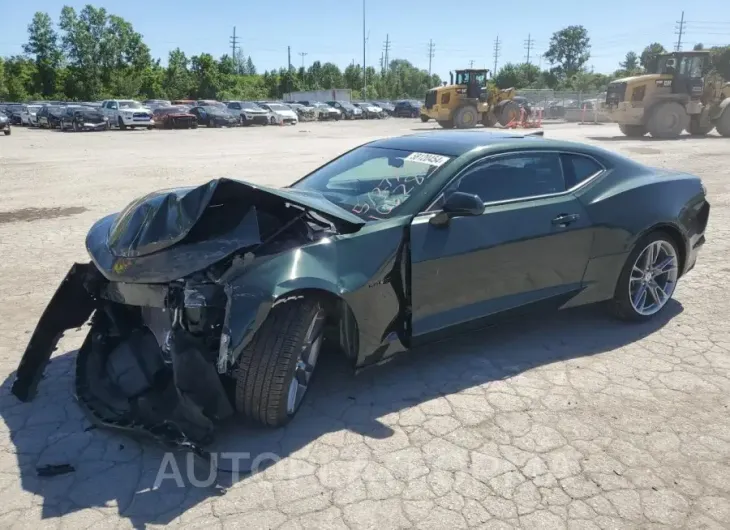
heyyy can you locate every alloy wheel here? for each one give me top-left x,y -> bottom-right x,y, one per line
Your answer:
629,240 -> 679,316
286,309 -> 326,414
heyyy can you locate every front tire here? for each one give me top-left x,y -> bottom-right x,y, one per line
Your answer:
454,105 -> 479,129
234,298 -> 326,427
420,115 -> 429,123
647,102 -> 688,139
437,119 -> 454,129
118,117 -> 127,130
498,101 -> 520,126
3,129 -> 9,136
611,232 -> 680,322
618,124 -> 646,137
716,108 -> 730,137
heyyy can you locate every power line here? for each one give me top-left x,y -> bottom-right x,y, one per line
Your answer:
675,11 -> 686,51
427,39 -> 435,76
493,35 -> 501,75
298,51 -> 308,68
524,33 -> 535,64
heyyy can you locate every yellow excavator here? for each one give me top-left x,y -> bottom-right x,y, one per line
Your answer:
604,51 -> 730,138
421,69 -> 521,129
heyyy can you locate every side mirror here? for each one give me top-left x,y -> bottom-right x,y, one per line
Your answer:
429,192 -> 485,226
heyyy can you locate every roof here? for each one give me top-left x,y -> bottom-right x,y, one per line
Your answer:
367,130 -> 555,157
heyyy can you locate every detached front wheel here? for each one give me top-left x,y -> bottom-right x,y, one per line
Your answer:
611,232 -> 680,321
234,297 -> 326,427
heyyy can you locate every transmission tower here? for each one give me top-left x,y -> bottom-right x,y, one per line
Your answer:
299,51 -> 308,68
383,34 -> 391,73
230,27 -> 239,61
427,39 -> 435,76
675,11 -> 686,51
524,34 -> 535,64
493,36 -> 501,74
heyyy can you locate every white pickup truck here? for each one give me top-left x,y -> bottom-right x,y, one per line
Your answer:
101,99 -> 154,130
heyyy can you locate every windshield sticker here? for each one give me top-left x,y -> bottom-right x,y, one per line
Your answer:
404,152 -> 450,167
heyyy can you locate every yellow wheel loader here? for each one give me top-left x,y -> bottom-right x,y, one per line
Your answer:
605,51 -> 730,139
421,69 -> 521,129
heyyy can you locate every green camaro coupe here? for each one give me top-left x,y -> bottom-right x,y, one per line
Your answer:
13,130 -> 709,448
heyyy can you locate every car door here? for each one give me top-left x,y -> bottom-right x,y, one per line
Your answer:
409,151 -> 594,341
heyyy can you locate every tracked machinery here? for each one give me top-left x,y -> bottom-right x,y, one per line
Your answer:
605,51 -> 730,139
421,69 -> 521,129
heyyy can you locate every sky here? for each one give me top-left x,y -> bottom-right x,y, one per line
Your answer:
1,0 -> 728,82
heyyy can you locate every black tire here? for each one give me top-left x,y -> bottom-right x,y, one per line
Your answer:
420,115 -> 429,122
73,120 -> 79,132
688,115 -> 714,136
270,116 -> 277,125
234,297 -> 326,427
191,122 -> 198,129
437,119 -> 454,129
454,105 -> 479,129
3,129 -> 9,136
618,124 -> 646,137
716,108 -> 730,137
647,102 -> 688,139
610,231 -> 679,322
481,112 -> 498,128
498,101 -> 520,126
118,117 -> 127,130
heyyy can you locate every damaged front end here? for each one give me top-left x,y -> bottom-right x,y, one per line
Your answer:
12,178 -> 370,448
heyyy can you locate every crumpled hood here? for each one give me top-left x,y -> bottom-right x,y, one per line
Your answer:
87,178 -> 365,283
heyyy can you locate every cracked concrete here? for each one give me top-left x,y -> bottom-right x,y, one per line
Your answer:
0,121 -> 728,529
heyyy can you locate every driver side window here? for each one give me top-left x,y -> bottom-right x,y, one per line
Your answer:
446,153 -> 566,205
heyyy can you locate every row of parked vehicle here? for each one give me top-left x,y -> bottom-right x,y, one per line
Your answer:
0,98 -> 425,133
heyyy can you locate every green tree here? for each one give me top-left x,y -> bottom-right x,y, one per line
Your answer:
3,56 -> 37,100
190,53 -> 220,99
693,43 -> 704,51
708,45 -> 730,80
319,62 -> 343,89
639,43 -> 666,72
620,51 -> 639,72
23,12 -> 62,97
493,63 -> 541,89
543,25 -> 591,79
0,57 -> 7,100
165,48 -> 191,99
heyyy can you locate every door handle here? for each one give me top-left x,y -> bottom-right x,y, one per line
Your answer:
551,213 -> 580,227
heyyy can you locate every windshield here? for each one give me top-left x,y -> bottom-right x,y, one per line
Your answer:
338,102 -> 355,110
267,103 -> 288,111
203,106 -> 228,115
241,102 -> 262,110
28,105 -> 41,112
291,146 -> 452,221
119,101 -> 143,109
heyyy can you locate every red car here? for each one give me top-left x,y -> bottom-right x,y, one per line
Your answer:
152,106 -> 198,129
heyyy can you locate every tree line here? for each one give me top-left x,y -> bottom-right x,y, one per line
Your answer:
1,6 -> 728,103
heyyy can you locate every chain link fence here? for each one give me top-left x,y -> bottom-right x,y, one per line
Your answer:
515,89 -> 610,121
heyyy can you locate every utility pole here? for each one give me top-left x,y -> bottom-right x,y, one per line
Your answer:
380,51 -> 384,73
362,0 -> 367,95
229,27 -> 239,61
469,60 -> 474,68
383,34 -> 391,74
427,39 -> 435,76
287,46 -> 292,71
299,52 -> 308,69
493,35 -> 501,74
524,34 -> 534,64
675,11 -> 685,51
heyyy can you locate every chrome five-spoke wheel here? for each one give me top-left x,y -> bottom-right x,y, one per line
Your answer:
629,240 -> 678,316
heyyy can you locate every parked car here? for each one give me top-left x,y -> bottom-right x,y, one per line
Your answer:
60,105 -> 109,131
226,101 -> 270,126
101,99 -> 154,130
11,130 -> 710,451
326,100 -> 362,120
20,104 -> 42,126
393,100 -> 422,118
373,100 -> 395,116
172,99 -> 196,108
188,105 -> 240,127
3,104 -> 24,125
286,102 -> 317,121
353,101 -> 384,119
152,106 -> 198,129
299,101 -> 341,120
0,113 -> 10,135
196,100 -> 227,109
37,105 -> 67,129
257,102 -> 298,125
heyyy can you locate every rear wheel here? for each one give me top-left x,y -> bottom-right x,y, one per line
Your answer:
454,105 -> 479,129
73,120 -> 79,132
437,119 -> 454,129
611,232 -> 680,322
618,124 -> 646,137
234,297 -> 326,427
118,117 -> 127,130
498,101 -> 520,126
715,108 -> 730,137
688,114 -> 714,136
481,111 -> 498,128
420,115 -> 429,122
3,128 -> 9,136
647,102 -> 688,139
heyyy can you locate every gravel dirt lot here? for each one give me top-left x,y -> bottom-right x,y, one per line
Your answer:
0,120 -> 729,529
